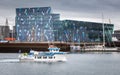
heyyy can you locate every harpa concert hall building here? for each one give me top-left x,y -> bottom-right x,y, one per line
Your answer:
15,7 -> 114,43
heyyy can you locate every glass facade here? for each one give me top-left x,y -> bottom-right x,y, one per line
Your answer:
15,7 -> 114,43
54,20 -> 114,43
15,7 -> 60,42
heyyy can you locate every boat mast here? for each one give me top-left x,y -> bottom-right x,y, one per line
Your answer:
102,13 -> 105,49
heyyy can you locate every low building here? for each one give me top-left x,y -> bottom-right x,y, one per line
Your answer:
0,26 -> 10,40
9,26 -> 16,39
113,30 -> 120,41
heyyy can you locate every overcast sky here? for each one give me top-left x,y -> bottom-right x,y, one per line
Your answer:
0,0 -> 120,30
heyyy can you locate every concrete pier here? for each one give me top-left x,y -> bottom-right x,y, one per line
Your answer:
0,42 -> 70,53
0,41 -> 120,53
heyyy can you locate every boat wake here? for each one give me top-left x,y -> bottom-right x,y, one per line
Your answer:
0,59 -> 66,63
0,59 -> 19,63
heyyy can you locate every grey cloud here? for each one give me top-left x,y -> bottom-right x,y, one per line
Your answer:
0,0 -> 120,29
0,0 -> 120,13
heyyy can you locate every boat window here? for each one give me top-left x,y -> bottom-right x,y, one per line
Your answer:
38,57 -> 41,59
49,57 -> 52,59
35,56 -> 37,59
43,56 -> 47,59
54,57 -> 55,59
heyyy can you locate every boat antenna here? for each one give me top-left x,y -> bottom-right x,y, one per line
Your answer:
102,13 -> 105,49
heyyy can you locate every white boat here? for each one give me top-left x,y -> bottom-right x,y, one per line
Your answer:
19,46 -> 67,62
84,45 -> 118,50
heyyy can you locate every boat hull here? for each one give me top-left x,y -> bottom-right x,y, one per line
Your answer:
19,58 -> 67,62
19,55 -> 67,62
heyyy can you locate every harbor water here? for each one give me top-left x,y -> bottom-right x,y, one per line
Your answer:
0,53 -> 120,75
